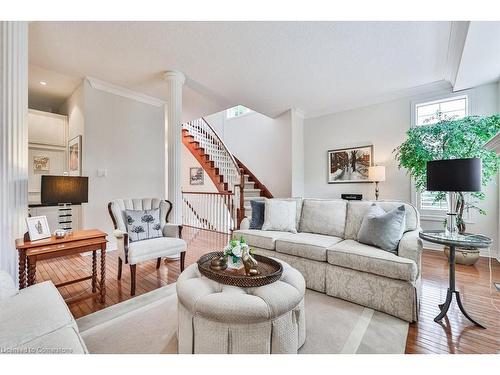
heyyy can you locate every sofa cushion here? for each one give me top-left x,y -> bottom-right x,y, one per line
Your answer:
327,240 -> 418,282
357,204 -> 405,253
299,199 -> 347,237
344,201 -> 419,240
0,281 -> 80,348
276,232 -> 343,262
14,326 -> 88,354
233,229 -> 289,250
0,270 -> 17,300
128,237 -> 186,264
262,199 -> 297,233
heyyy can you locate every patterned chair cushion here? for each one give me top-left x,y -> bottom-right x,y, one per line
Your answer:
125,209 -> 162,242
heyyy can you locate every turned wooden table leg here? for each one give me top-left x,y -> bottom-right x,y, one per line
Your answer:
27,256 -> 37,286
18,250 -> 27,289
99,245 -> 106,303
92,250 -> 97,293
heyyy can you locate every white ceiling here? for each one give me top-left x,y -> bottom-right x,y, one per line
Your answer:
28,21 -> 474,119
454,22 -> 500,91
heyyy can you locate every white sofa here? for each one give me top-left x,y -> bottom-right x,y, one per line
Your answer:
235,199 -> 422,322
0,275 -> 88,354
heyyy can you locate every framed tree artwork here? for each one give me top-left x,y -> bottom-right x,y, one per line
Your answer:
68,135 -> 82,176
190,167 -> 204,185
327,145 -> 373,183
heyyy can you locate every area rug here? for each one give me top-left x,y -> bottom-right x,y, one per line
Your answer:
299,290 -> 409,354
78,286 -> 408,354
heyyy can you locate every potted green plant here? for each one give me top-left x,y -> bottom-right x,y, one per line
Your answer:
394,113 -> 500,264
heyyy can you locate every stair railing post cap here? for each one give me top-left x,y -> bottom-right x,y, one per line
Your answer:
163,70 -> 186,84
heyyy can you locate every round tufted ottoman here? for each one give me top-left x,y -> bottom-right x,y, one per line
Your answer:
176,259 -> 306,354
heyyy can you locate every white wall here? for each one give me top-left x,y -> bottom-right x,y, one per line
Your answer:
291,109 -> 305,197
61,80 -> 166,242
304,83 -> 499,257
204,110 -> 292,198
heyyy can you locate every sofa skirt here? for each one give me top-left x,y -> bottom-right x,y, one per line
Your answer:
254,247 -> 420,322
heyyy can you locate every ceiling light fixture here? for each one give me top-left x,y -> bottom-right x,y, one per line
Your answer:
39,81 -> 47,86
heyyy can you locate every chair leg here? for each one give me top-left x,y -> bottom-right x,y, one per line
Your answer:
156,257 -> 161,269
118,257 -> 123,280
180,251 -> 186,272
130,264 -> 137,296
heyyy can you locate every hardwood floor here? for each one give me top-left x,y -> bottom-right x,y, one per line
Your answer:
36,227 -> 500,354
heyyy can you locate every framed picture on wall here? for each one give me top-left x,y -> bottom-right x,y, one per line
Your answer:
327,145 -> 373,183
33,155 -> 50,171
68,135 -> 82,176
26,215 -> 51,241
190,167 -> 204,185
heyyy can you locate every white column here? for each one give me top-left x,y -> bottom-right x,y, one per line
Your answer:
164,71 -> 185,224
0,22 -> 28,282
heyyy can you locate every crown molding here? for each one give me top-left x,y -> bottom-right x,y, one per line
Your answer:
85,76 -> 166,107
306,80 -> 452,119
444,21 -> 470,88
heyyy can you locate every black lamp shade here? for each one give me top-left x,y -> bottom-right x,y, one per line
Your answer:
41,175 -> 89,204
426,158 -> 482,192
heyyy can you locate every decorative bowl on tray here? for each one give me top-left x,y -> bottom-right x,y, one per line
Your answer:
197,251 -> 283,288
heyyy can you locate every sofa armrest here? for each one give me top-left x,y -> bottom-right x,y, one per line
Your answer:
163,223 -> 182,238
398,229 -> 423,274
0,270 -> 18,300
239,217 -> 250,230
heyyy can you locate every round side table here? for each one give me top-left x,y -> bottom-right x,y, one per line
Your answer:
419,230 -> 492,328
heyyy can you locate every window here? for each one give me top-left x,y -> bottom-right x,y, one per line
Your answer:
413,95 -> 468,214
226,105 -> 253,119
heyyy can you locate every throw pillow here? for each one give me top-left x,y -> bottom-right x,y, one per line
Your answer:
125,208 -> 162,242
357,204 -> 406,253
261,199 -> 297,233
249,200 -> 265,229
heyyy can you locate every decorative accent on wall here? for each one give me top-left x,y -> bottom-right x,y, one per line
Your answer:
327,145 -> 373,184
69,135 -> 82,176
190,167 -> 204,185
33,155 -> 50,171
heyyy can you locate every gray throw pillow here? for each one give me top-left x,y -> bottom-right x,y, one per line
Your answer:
125,208 -> 162,242
249,200 -> 265,229
357,204 -> 405,253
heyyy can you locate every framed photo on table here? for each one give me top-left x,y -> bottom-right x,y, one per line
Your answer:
69,135 -> 82,176
327,145 -> 373,183
26,215 -> 51,241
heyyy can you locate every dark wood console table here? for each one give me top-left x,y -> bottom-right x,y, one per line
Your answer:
16,229 -> 108,304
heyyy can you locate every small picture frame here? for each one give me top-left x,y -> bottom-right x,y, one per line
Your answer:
69,135 -> 82,176
190,167 -> 204,185
26,215 -> 51,241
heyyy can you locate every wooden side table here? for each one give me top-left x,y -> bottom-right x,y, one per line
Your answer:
16,229 -> 108,304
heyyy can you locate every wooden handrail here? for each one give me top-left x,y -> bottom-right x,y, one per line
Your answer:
234,156 -> 273,199
182,191 -> 234,196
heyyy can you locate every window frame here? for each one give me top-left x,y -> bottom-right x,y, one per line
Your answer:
410,92 -> 474,223
226,105 -> 253,120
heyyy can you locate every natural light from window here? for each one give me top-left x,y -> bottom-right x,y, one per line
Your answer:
226,105 -> 253,119
415,96 -> 468,212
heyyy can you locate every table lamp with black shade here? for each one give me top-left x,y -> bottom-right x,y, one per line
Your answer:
426,158 -> 482,237
41,175 -> 88,235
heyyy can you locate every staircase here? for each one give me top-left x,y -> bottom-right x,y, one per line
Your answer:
182,117 -> 272,229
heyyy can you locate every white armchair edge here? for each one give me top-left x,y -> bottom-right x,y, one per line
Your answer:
398,229 -> 423,273
239,217 -> 250,230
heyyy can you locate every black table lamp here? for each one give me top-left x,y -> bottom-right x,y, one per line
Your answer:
426,158 -> 482,236
41,175 -> 89,232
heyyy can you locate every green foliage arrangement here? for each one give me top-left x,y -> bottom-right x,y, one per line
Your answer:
394,113 -> 500,232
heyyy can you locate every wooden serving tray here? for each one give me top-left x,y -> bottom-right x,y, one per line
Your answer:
197,251 -> 283,287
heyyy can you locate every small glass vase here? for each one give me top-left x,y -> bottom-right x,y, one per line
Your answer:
227,256 -> 243,270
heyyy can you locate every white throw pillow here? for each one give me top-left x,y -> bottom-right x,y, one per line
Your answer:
262,199 -> 297,233
0,270 -> 18,300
